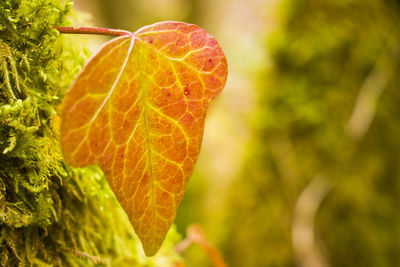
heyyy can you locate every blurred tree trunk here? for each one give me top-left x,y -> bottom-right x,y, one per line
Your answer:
220,0 -> 400,266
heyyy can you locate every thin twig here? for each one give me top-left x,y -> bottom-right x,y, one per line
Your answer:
54,26 -> 132,37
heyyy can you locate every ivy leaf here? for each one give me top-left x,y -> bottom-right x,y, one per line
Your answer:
60,21 -> 227,256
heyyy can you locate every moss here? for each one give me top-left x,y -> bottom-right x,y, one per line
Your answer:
0,0 -> 182,266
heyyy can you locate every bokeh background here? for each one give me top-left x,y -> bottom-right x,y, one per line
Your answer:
72,0 -> 400,266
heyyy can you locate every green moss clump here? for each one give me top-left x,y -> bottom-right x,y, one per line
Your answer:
0,0 -> 182,266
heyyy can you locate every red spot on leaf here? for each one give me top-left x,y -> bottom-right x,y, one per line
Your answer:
184,85 -> 190,96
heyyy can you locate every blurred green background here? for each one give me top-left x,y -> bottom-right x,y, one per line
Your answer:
73,0 -> 400,266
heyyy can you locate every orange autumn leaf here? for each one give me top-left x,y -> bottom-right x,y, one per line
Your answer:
60,21 -> 227,256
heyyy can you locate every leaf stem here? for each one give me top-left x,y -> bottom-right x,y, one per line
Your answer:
54,26 -> 132,37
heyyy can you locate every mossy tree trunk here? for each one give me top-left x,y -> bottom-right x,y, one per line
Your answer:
0,1 -> 182,266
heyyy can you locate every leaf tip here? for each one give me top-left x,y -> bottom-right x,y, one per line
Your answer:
143,245 -> 159,257
141,235 -> 165,257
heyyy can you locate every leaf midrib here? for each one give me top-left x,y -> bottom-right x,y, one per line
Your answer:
136,39 -> 157,231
